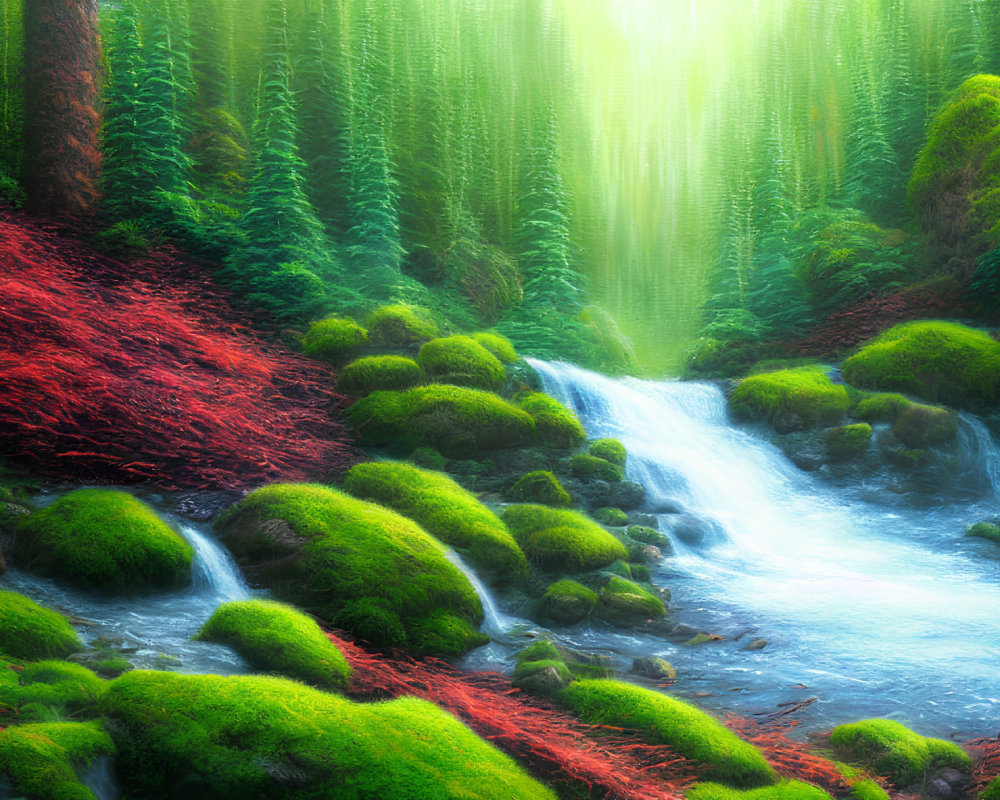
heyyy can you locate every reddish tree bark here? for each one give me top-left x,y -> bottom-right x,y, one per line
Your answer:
24,0 -> 101,216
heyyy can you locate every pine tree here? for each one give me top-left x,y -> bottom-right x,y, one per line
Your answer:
101,0 -> 143,218
0,0 -> 23,189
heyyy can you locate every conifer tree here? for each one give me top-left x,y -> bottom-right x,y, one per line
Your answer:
101,0 -> 143,218
0,0 -> 23,190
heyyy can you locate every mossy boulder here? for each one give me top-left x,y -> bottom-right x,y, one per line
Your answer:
366,304 -> 438,345
626,525 -> 673,552
502,504 -> 628,572
0,590 -> 80,660
571,454 -> 625,482
594,507 -> 628,526
589,438 -> 627,467
472,331 -> 518,363
597,576 -> 666,622
538,579 -> 598,625
825,424 -> 872,461
418,336 -> 506,391
343,461 -> 527,578
729,366 -> 850,432
16,489 -> 193,591
829,718 -> 971,787
196,600 -> 351,691
852,393 -> 913,423
346,385 -> 535,457
337,355 -> 424,394
0,660 -> 106,722
632,657 -> 676,682
506,471 -> 572,507
848,780 -> 891,800
563,680 -> 778,788
891,403 -> 958,448
0,721 -> 114,800
515,391 -> 587,449
686,781 -> 833,800
966,521 -> 1000,542
101,670 -> 556,800
216,484 -> 486,656
512,640 -> 573,695
842,321 -> 1000,407
300,316 -> 368,364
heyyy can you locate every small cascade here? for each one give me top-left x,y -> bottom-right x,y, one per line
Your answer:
444,550 -> 522,639
177,522 -> 250,603
958,413 -> 1000,502
82,756 -> 119,800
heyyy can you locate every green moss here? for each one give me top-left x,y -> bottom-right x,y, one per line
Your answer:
410,446 -> 447,470
563,680 -> 778,788
511,640 -> 574,695
101,671 -> 556,800
196,600 -> 350,691
984,776 -> 1000,799
366,304 -> 438,345
607,559 -> 632,578
346,385 -> 535,457
852,393 -> 913,423
515,391 -> 587,449
842,321 -> 1000,407
16,489 -> 193,591
594,507 -> 628,526
539,579 -> 598,625
91,657 -> 132,678
502,504 -> 628,572
0,590 -> 80,661
630,563 -> 652,581
343,461 -> 527,578
216,484 -> 486,656
300,316 -> 368,364
418,336 -> 506,391
829,718 -> 971,786
1,661 -> 106,722
0,721 -> 114,800
626,525 -> 673,550
686,780 -> 833,800
472,331 -> 518,363
849,780 -> 890,800
967,522 -> 1000,542
729,366 -> 850,430
589,438 -> 627,467
598,576 -> 666,621
825,424 -> 872,461
506,471 -> 572,507
571,454 -> 625,482
891,403 -> 958,448
337,355 -> 424,394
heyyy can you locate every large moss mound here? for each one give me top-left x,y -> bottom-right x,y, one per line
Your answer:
472,331 -> 518,363
418,335 -> 506,391
0,589 -> 80,660
729,366 -> 850,431
216,484 -> 486,655
366,304 -> 438,345
563,680 -> 778,789
501,504 -> 628,572
686,781 -> 833,800
337,355 -> 424,395
0,721 -> 114,800
507,470 -> 572,508
829,718 -> 970,787
197,600 -> 351,691
343,461 -> 527,578
841,321 -> 1000,406
515,391 -> 587,449
300,317 -> 368,364
0,661 -> 106,722
346,385 -> 535,457
16,489 -> 193,591
101,670 -> 557,800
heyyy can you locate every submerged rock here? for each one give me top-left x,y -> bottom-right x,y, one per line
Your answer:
632,657 -> 676,681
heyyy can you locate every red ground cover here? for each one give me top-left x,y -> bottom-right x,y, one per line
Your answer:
0,212 -> 356,489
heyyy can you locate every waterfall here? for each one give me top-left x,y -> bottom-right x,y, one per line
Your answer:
444,550 -> 523,640
177,522 -> 250,603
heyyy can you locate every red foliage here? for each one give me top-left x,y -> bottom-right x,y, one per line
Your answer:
327,631 -> 699,800
0,212 -> 356,489
967,736 -> 1000,796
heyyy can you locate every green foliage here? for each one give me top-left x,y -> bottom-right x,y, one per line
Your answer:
515,391 -> 586,449
346,385 -> 535,457
538,580 -> 598,625
0,590 -> 79,661
501,504 -> 628,572
0,661 -> 106,722
829,718 -> 970,786
100,671 -> 557,800
216,484 -> 485,656
589,438 -> 627,467
891,403 -> 958,448
197,600 -> 350,691
563,680 -> 778,788
418,335 -> 506,391
189,107 -> 251,200
825,424 -> 872,461
729,366 -> 850,430
598,576 -> 666,621
300,317 -> 368,364
848,779 -> 891,800
593,507 -> 628,526
366,304 -> 439,345
342,461 -> 527,578
966,522 -> 1000,542
571,454 -> 625,482
472,332 -> 518,363
984,776 -> 1000,800
506,471 -> 572,508
16,489 -> 193,591
626,525 -> 672,551
852,393 -> 912,423
337,355 -> 424,395
842,321 -> 1000,407
0,721 -> 114,800
686,781 -> 833,800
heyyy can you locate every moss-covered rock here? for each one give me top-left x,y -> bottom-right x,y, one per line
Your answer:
343,461 -> 527,578
16,489 -> 193,591
0,721 -> 114,800
472,331 -> 518,363
891,403 -> 958,448
337,355 -> 424,394
563,680 -> 778,788
571,454 -> 625,482
852,393 -> 913,423
515,391 -> 587,449
686,781 -> 833,800
507,471 -> 572,507
597,576 -> 666,622
0,660 -> 105,722
848,780 -> 891,800
512,640 -> 573,695
410,446 -> 447,470
589,438 -> 627,467
966,521 -> 1000,542
346,385 -> 535,457
538,579 -> 598,625
196,600 -> 350,691
216,484 -> 486,656
300,317 -> 368,364
418,336 -> 506,391
0,589 -> 80,660
729,366 -> 850,432
825,424 -> 873,461
366,304 -> 438,345
842,321 -> 1000,407
632,656 -> 676,682
829,718 -> 971,787
101,670 -> 556,800
626,525 -> 673,552
594,507 -> 628,526
502,504 -> 628,572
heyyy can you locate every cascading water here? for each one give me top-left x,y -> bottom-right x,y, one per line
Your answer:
529,358 -> 1000,738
